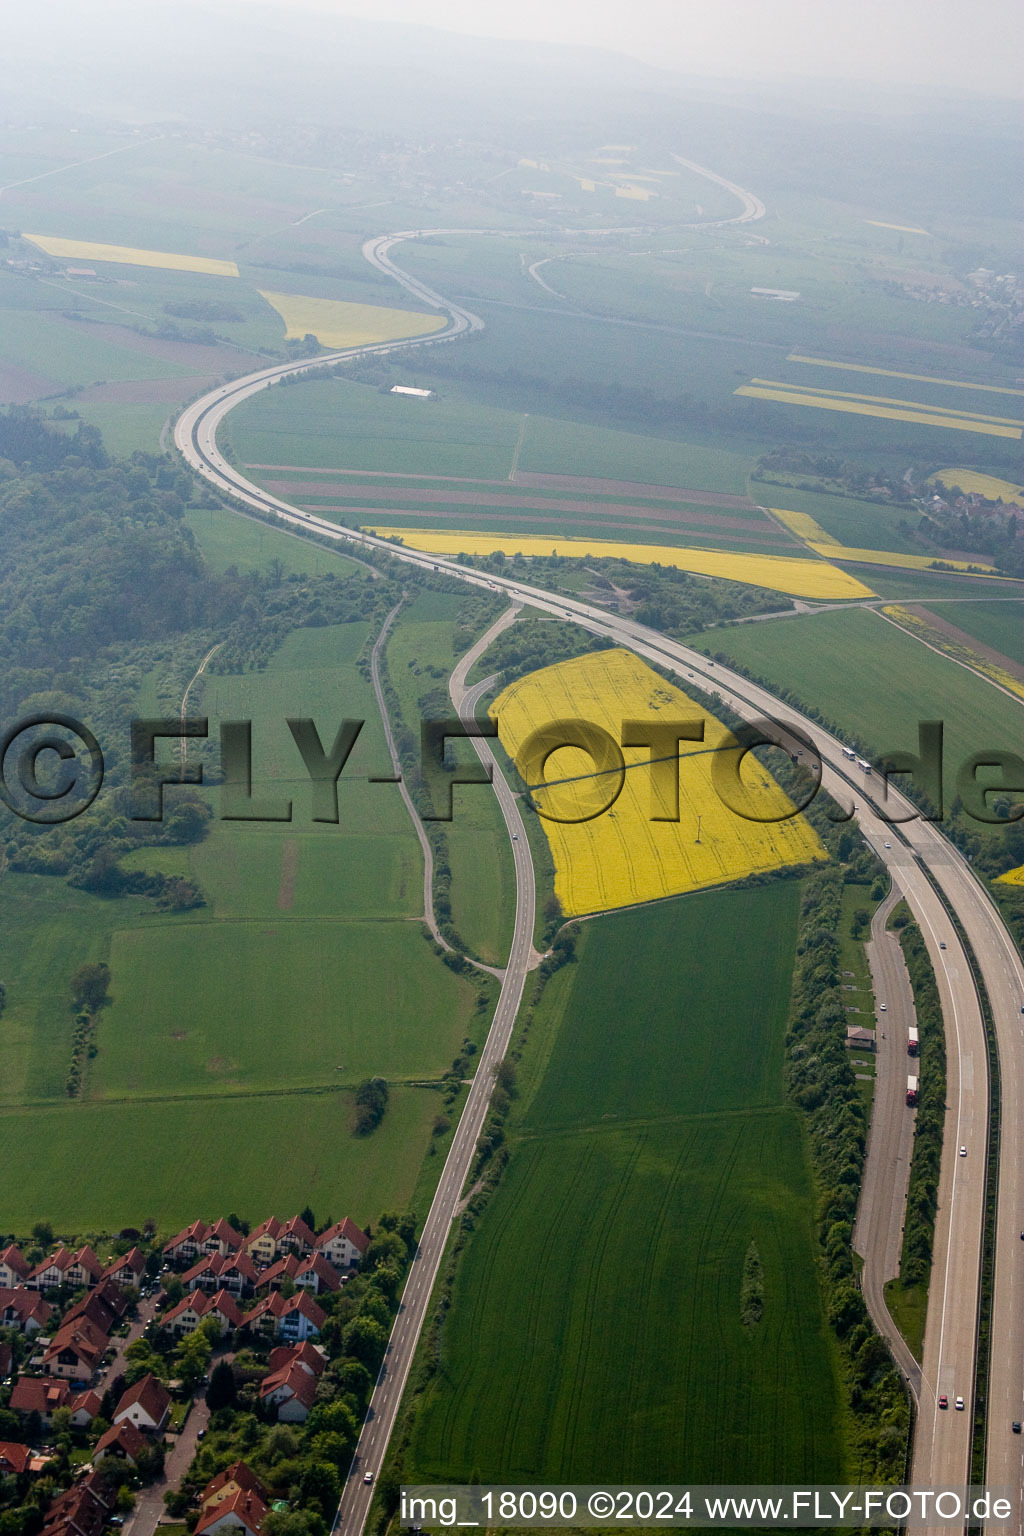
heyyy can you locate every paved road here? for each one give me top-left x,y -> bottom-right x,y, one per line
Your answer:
332,607 -> 538,1536
854,880 -> 921,1396
174,231 -> 1024,1531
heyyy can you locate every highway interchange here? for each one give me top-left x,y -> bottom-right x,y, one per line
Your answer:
174,232 -> 1024,1534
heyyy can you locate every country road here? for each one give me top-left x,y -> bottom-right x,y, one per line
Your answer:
330,605 -> 539,1536
854,879 -> 921,1397
174,226 -> 1024,1536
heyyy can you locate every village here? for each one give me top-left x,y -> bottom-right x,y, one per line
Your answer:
0,1209 -> 410,1536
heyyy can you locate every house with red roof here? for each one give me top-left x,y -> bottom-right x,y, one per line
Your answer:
0,1443 -> 32,1476
41,1315 -> 109,1381
64,1280 -> 127,1335
243,1218 -> 282,1266
315,1217 -> 369,1270
163,1220 -> 211,1263
258,1359 -> 317,1423
69,1391 -> 102,1430
256,1253 -> 341,1297
202,1220 -> 244,1257
267,1341 -> 326,1378
102,1248 -> 147,1290
182,1251 -> 257,1298
94,1420 -> 151,1467
245,1289 -> 325,1343
112,1373 -> 170,1435
161,1288 -> 244,1337
0,1286 -> 52,1336
0,1247 -> 30,1289
276,1216 -> 316,1257
39,1469 -> 112,1536
26,1246 -> 102,1292
195,1487 -> 268,1536
199,1462 -> 267,1515
10,1377 -> 72,1424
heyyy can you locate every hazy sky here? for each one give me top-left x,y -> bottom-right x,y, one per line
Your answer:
223,0 -> 1023,97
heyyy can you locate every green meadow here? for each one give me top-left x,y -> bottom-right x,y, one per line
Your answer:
407,884 -> 846,1483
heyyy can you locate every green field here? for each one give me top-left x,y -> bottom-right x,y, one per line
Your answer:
697,607 -> 1024,807
382,589 -> 516,967
922,599 -> 1024,668
229,374 -> 756,498
407,884 -> 846,1483
185,504 -> 373,579
0,1085 -> 439,1233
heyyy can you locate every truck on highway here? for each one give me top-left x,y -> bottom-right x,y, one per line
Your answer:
908,1026 -> 919,1056
906,1075 -> 919,1106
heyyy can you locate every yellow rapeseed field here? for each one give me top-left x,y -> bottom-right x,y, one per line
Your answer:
735,385 -> 1022,439
929,470 -> 1024,507
363,527 -> 876,600
769,507 -> 838,545
749,379 -> 1024,427
999,866 -> 1024,887
23,234 -> 239,276
770,509 -> 1006,578
491,648 -> 827,916
785,355 -> 1024,398
259,292 -> 447,348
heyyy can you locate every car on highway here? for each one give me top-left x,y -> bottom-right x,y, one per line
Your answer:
960,1146 -> 967,1156
939,1395 -> 948,1409
880,1003 -> 887,1011
363,1473 -> 374,1485
1014,1422 -> 1022,1434
955,1396 -> 965,1410
884,840 -> 891,848
940,941 -> 947,949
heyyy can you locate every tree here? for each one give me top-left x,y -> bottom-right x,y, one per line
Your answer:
298,1463 -> 340,1522
339,1315 -> 388,1370
206,1360 -> 236,1412
69,962 -> 110,1011
31,1220 -> 53,1249
300,1206 -> 316,1234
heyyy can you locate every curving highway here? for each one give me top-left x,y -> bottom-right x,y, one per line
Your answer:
174,229 -> 1024,1534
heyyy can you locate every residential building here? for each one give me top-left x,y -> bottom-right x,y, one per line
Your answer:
41,1314 -> 109,1381
0,1247 -> 30,1289
182,1251 -> 257,1298
200,1461 -> 267,1515
0,1286 -> 53,1336
112,1373 -> 170,1435
161,1288 -> 244,1338
315,1218 -> 369,1270
39,1469 -> 112,1536
245,1289 -> 325,1342
94,1421 -> 150,1467
102,1248 -> 147,1290
258,1360 -> 316,1423
243,1218 -> 283,1266
0,1443 -> 32,1476
69,1391 -> 102,1430
202,1220 -> 243,1258
276,1217 -> 316,1257
195,1488 -> 268,1536
10,1377 -> 72,1424
163,1221 -> 212,1263
266,1341 -> 326,1379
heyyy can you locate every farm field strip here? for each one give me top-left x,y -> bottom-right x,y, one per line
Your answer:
785,354 -> 1024,397
258,290 -> 447,347
490,648 -> 825,916
879,604 -> 1024,703
22,232 -> 239,275
748,379 -> 1024,427
734,384 -> 1022,439
929,470 -> 1024,506
768,507 -> 1005,576
362,527 -> 876,600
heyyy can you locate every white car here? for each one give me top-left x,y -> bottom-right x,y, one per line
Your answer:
955,1396 -> 965,1410
880,1003 -> 887,1012
884,840 -> 891,848
960,1146 -> 967,1157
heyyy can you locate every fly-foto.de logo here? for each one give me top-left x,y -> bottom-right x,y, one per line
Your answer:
0,713 -> 1021,828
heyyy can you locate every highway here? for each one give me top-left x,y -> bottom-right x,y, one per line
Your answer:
174,229 -> 1024,1533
